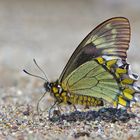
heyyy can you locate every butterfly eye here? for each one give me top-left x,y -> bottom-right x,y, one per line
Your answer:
44,82 -> 51,92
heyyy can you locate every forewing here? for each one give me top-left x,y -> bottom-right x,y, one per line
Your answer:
59,17 -> 130,82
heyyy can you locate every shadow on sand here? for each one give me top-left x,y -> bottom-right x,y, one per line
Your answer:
50,107 -> 136,123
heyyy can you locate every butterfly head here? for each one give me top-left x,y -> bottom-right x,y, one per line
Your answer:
44,81 -> 52,92
47,80 -> 62,94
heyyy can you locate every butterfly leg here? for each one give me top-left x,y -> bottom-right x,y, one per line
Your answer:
48,100 -> 58,120
73,104 -> 77,111
67,101 -> 77,112
48,100 -> 63,120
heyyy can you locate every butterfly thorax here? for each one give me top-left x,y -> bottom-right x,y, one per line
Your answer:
44,80 -> 67,103
44,80 -> 104,107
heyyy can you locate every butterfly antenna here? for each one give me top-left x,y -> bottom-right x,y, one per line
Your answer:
23,69 -> 47,81
33,59 -> 49,81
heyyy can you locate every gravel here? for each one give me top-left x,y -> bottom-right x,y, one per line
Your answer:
0,84 -> 140,140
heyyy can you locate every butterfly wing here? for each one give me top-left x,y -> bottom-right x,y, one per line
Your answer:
59,17 -> 139,107
59,17 -> 130,82
61,57 -> 140,107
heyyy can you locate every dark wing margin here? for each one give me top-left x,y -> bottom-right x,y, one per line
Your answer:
59,17 -> 130,82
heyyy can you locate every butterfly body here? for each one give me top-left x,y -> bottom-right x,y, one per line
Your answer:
44,54 -> 138,108
24,17 -> 140,116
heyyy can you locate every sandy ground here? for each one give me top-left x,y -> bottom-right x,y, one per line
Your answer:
0,0 -> 140,139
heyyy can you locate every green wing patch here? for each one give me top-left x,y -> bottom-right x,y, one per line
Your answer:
62,59 -> 120,105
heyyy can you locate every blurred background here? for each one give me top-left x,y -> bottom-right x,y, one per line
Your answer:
0,0 -> 140,88
0,1 -> 140,139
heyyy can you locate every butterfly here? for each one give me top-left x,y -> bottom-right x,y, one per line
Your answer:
24,17 -> 140,119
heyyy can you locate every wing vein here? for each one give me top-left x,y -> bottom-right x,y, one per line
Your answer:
66,63 -> 100,88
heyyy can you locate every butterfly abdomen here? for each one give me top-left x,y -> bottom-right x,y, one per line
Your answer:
68,94 -> 104,107
51,83 -> 103,107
